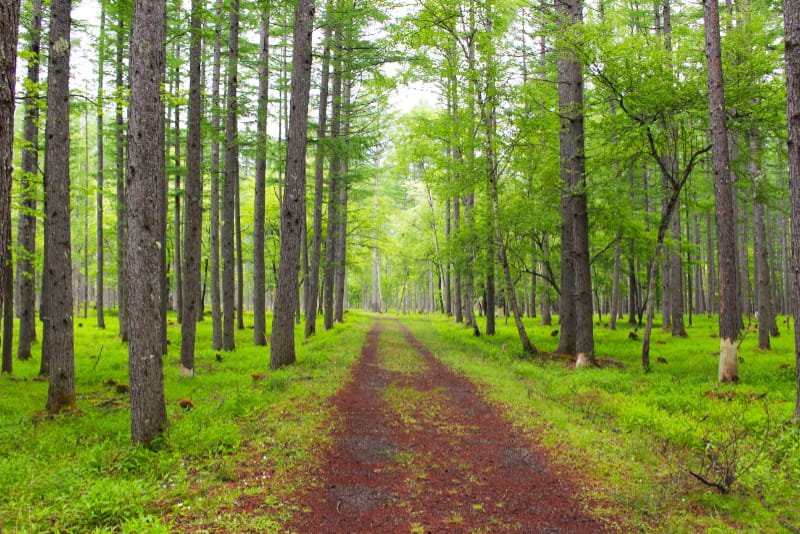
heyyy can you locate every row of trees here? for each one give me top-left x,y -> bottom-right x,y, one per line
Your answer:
1,0 -> 799,444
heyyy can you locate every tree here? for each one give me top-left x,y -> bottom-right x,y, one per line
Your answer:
253,7 -> 271,347
209,0 -> 223,350
0,3 -> 19,345
96,4 -> 107,330
16,0 -> 42,361
783,0 -> 800,418
221,0 -> 240,351
41,0 -> 75,412
180,0 -> 203,377
271,0 -> 315,370
127,0 -> 168,444
556,0 -> 594,366
704,0 -> 740,383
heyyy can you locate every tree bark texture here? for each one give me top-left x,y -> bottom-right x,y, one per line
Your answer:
253,9 -> 270,346
306,18 -> 332,338
115,16 -> 129,342
42,0 -> 75,412
0,0 -> 19,338
180,0 -> 203,377
16,0 -> 42,360
783,0 -> 800,417
96,6 -> 106,330
750,133 -> 774,350
127,0 -> 168,444
210,0 -> 223,350
270,0 -> 315,370
704,0 -> 740,383
222,0 -> 239,351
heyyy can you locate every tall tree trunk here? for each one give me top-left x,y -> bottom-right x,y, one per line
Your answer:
253,8 -> 270,346
463,193 -> 480,336
42,0 -> 75,413
270,0 -> 315,370
235,163 -> 244,330
670,203 -> 687,336
221,0 -> 239,351
0,0 -> 21,374
209,0 -> 223,350
785,0 -> 800,417
751,134 -> 773,350
305,14 -> 331,338
557,0 -> 592,364
115,15 -> 129,342
96,5 -> 106,329
172,56 -> 183,324
453,197 -> 462,323
704,0 -> 740,383
2,242 -> 11,374
128,0 -> 168,445
323,27 -> 342,331
180,0 -> 203,377
16,0 -> 42,360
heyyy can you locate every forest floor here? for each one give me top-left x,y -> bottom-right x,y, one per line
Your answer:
229,318 -> 628,533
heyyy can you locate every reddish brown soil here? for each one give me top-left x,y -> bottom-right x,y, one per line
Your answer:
286,319 -> 624,533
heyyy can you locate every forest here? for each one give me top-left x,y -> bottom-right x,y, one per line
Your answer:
1,0 -> 800,530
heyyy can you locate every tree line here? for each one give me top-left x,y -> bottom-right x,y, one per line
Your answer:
0,0 -> 799,446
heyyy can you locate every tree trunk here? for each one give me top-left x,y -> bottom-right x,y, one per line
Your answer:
180,0 -> 203,377
16,0 -> 42,360
323,27 -> 342,331
209,0 -> 223,350
556,0 -> 592,364
305,15 -> 331,338
334,78 -> 351,324
270,0 -> 315,370
253,8 -> 270,346
42,0 -> 75,413
115,16 -> 129,342
783,0 -> 800,417
96,6 -> 106,330
609,233 -> 621,330
172,58 -> 183,325
670,202 -> 687,336
704,0 -> 740,383
2,245 -> 11,374
463,193 -> 480,336
128,0 -> 168,445
221,0 -> 239,351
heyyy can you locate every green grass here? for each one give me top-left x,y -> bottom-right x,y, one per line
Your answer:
400,312 -> 799,533
0,310 -> 373,533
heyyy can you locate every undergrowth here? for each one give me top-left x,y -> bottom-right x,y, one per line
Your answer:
401,312 -> 799,533
0,310 -> 372,533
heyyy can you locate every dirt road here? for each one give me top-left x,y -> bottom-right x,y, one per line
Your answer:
287,318 -> 622,533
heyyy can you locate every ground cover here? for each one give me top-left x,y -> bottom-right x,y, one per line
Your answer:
402,313 -> 800,533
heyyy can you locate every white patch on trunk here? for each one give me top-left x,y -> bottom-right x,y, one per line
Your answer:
179,364 -> 195,378
575,352 -> 591,368
718,337 -> 738,382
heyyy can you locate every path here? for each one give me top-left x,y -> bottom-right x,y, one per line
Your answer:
287,319 -> 621,533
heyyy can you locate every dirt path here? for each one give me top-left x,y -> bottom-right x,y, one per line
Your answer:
286,319 -> 622,533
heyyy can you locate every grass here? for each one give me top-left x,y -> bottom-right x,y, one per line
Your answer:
401,312 -> 799,533
0,309 -> 373,533
2,308 -> 798,532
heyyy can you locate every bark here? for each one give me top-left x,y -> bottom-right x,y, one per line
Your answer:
16,0 -> 42,360
96,6 -> 106,329
172,60 -> 183,324
444,198 -> 452,315
453,198 -> 462,323
2,246 -> 11,374
556,0 -> 591,362
235,162 -> 244,330
670,203 -> 687,336
305,16 -> 331,337
750,133 -> 774,350
180,0 -> 203,377
210,0 -> 223,350
115,16 -> 128,342
783,0 -> 800,417
42,0 -> 75,412
128,0 -> 168,444
222,0 -> 239,351
609,233 -> 621,330
270,0 -> 315,370
323,27 -> 343,331
704,0 -> 740,383
463,193 -> 480,336
253,9 -> 270,346
0,0 -> 20,351
333,78 -> 351,324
